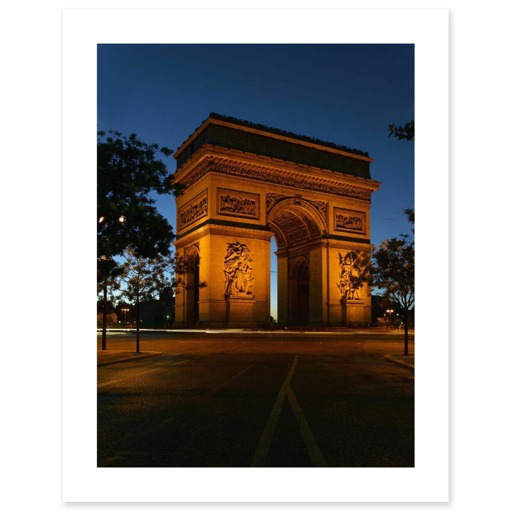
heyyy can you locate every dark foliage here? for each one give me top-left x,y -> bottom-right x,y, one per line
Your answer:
388,120 -> 415,141
97,130 -> 182,260
371,210 -> 415,355
97,130 -> 182,349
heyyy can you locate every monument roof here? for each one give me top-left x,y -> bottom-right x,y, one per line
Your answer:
175,114 -> 373,179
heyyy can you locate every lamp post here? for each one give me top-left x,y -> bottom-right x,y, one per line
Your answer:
386,309 -> 394,329
121,307 -> 129,326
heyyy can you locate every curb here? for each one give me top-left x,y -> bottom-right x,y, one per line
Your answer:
384,354 -> 415,370
97,351 -> 162,367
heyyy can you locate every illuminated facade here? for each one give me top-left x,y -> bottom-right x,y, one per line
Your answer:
173,114 -> 380,327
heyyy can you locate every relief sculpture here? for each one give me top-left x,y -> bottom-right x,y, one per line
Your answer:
266,193 -> 287,213
218,189 -> 259,218
334,208 -> 365,234
224,241 -> 254,297
183,156 -> 373,200
337,252 -> 365,300
178,191 -> 208,229
336,213 -> 363,231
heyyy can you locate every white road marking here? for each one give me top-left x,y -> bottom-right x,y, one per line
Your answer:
152,417 -> 175,431
98,360 -> 189,389
135,368 -> 162,377
97,379 -> 122,388
169,359 -> 189,366
250,355 -> 299,467
286,386 -> 327,467
250,355 -> 327,467
206,364 -> 256,397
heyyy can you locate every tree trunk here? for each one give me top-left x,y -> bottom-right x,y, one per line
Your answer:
136,297 -> 140,353
101,279 -> 108,350
403,309 -> 409,356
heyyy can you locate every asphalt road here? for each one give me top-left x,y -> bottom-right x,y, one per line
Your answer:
97,331 -> 414,467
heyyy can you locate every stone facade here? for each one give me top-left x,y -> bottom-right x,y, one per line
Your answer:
172,114 -> 380,327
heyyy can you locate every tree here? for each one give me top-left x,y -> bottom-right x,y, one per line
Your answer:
372,211 -> 415,355
97,256 -> 124,349
170,253 -> 207,295
388,120 -> 415,141
118,248 -> 174,353
97,130 -> 182,349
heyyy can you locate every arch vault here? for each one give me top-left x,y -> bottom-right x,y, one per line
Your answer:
172,114 -> 380,327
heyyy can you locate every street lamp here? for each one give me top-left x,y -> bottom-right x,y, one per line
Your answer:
385,309 -> 394,328
121,308 -> 129,326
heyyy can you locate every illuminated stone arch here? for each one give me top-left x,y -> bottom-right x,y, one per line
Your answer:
267,198 -> 327,249
266,199 -> 326,325
172,114 -> 379,327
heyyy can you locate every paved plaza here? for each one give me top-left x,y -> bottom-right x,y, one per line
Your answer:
97,329 -> 414,467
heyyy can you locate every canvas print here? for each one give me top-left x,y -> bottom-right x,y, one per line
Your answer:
97,44 -> 415,468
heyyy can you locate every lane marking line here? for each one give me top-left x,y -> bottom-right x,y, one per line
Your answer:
169,359 -> 190,366
250,355 -> 299,467
135,368 -> 163,377
97,361 -> 187,389
97,379 -> 122,388
286,386 -> 327,467
206,364 -> 256,398
97,368 -> 161,388
151,417 -> 176,432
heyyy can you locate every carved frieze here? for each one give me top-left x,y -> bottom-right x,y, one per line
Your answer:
308,199 -> 328,223
180,156 -> 373,201
218,188 -> 260,219
178,190 -> 208,230
223,241 -> 254,298
266,193 -> 287,213
333,207 -> 366,235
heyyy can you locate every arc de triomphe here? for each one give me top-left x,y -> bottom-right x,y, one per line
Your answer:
172,114 -> 380,328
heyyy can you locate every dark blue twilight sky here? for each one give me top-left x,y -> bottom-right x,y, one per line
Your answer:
98,43 -> 414,249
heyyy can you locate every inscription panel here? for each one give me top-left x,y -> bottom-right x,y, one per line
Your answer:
217,188 -> 260,219
333,207 -> 366,235
178,189 -> 208,230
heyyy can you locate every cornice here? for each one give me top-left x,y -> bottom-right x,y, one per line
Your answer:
175,218 -> 272,246
174,147 -> 380,202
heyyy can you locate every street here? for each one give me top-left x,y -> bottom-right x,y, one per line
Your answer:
97,330 -> 414,467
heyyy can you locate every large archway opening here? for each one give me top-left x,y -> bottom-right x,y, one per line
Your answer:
267,200 -> 326,327
289,257 -> 310,325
